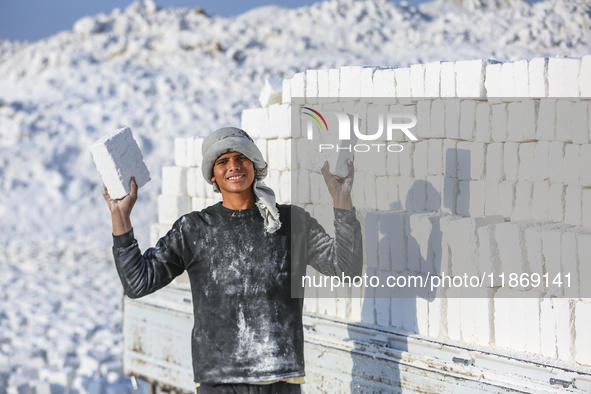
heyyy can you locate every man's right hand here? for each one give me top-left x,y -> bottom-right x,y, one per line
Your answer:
103,177 -> 138,235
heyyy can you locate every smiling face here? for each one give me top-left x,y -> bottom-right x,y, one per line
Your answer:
211,151 -> 256,199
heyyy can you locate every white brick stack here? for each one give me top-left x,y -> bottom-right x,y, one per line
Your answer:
154,57 -> 591,368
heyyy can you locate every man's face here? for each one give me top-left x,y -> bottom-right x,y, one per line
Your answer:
211,151 -> 256,196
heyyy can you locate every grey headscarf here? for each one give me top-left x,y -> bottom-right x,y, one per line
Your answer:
202,127 -> 281,233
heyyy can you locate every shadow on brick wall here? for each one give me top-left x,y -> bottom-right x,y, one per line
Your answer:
347,148 -> 471,391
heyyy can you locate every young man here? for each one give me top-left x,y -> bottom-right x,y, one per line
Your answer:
103,127 -> 363,394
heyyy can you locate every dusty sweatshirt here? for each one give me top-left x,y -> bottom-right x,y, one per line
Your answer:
112,202 -> 363,384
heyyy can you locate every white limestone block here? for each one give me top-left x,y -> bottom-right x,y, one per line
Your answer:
498,181 -> 516,218
548,142 -> 565,183
427,139 -> 443,176
553,298 -> 575,361
493,288 -> 513,349
412,140 -> 429,178
475,102 -> 492,143
484,62 -> 502,99
548,57 -> 581,97
365,174 -> 377,210
583,188 -> 591,228
533,141 -> 549,181
455,59 -> 486,98
491,103 -> 508,142
430,99 -> 446,138
255,138 -> 267,162
259,77 -> 283,107
267,139 -> 288,171
507,101 -> 537,142
562,144 -> 580,185
305,70 -> 318,105
376,176 -> 390,212
282,78 -> 292,103
472,295 -> 494,346
410,64 -> 425,98
485,143 -> 504,181
424,61 -> 441,97
387,176 -> 401,210
540,228 -> 565,297
456,141 -> 471,180
581,144 -> 591,187
375,296 -> 391,327
469,180 -> 487,217
561,229 -> 580,298
513,181 -> 533,221
360,67 -> 375,101
579,55 -> 591,97
279,170 -> 291,203
459,100 -> 477,141
529,57 -> 548,98
441,177 -> 458,215
518,142 -> 536,181
416,100 -> 431,139
372,68 -> 396,98
470,142 -> 486,180
572,101 -> 590,144
579,231 -> 591,301
495,222 -> 537,281
503,142 -> 519,181
399,143 -> 414,177
184,136 -> 196,167
268,103 -> 291,139
291,72 -> 306,98
193,137 -> 204,167
365,212 -> 379,269
394,67 -> 411,103
442,139 -> 458,178
440,61 -> 456,98
456,180 -> 469,217
513,60 -> 530,97
446,291 -> 462,341
536,98 -> 556,141
540,298 -> 557,358
445,99 -> 461,139
91,127 -> 151,200
158,194 -> 191,224
425,175 -> 441,211
522,295 -> 542,354
531,180 -> 549,220
415,291 -> 430,336
575,301 -> 591,366
162,166 -> 188,196
317,69 -> 329,98
428,294 -> 447,339
478,225 -> 502,287
340,66 -> 362,98
500,62 -> 515,100
241,107 -> 267,139
547,182 -> 566,223
484,181 -> 500,216
328,69 -> 340,97
556,100 -> 574,142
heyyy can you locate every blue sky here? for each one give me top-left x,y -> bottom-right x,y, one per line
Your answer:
0,0 -> 424,42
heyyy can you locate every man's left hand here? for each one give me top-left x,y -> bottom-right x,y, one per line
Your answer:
321,159 -> 354,210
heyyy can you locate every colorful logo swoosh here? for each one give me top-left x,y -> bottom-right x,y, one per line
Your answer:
302,107 -> 328,132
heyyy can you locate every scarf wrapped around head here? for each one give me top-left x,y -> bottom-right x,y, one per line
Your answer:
202,127 -> 281,233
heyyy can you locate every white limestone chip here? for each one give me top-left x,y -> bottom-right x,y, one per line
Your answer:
90,127 -> 151,200
258,77 -> 284,107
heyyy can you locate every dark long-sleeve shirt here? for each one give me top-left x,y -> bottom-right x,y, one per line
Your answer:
112,202 -> 363,384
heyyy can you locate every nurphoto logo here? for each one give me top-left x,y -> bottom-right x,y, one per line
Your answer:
301,107 -> 419,153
